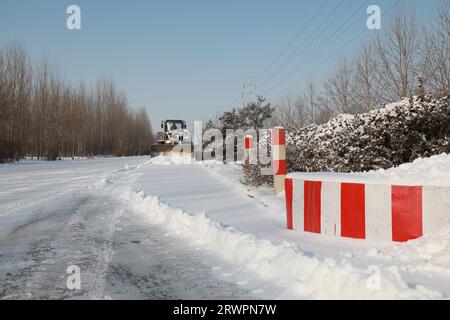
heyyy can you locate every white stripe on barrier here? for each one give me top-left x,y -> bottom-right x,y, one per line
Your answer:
321,182 -> 341,237
423,186 -> 450,235
272,127 -> 286,195
271,145 -> 286,161
292,179 -> 304,231
365,184 -> 392,241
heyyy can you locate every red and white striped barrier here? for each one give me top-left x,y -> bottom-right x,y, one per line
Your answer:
244,135 -> 253,165
272,127 -> 287,194
284,174 -> 450,242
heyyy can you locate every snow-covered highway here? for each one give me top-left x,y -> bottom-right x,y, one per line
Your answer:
0,157 -> 251,299
1,155 -> 450,299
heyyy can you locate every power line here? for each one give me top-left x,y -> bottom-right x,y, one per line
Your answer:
257,0 -> 350,90
257,0 -> 349,90
267,0 -> 405,102
262,0 -> 376,97
255,0 -> 331,82
262,0 -> 372,96
269,29 -> 366,101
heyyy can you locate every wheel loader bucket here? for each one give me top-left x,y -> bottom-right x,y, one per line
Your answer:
150,143 -> 193,157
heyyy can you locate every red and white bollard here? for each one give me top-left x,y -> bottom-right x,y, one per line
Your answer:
244,135 -> 253,165
272,127 -> 287,195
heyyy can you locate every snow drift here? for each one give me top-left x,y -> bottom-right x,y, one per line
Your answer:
122,186 -> 443,299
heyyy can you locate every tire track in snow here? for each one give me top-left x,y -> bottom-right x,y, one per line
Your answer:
0,194 -> 123,299
0,157 -> 252,299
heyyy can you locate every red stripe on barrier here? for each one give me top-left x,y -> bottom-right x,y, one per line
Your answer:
271,129 -> 285,145
304,181 -> 321,233
341,183 -> 366,239
285,178 -> 293,230
392,186 -> 423,242
273,160 -> 287,175
244,137 -> 252,149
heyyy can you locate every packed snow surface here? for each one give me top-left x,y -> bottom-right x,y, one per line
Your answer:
1,154 -> 450,299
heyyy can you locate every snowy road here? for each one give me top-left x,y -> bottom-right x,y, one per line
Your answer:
1,155 -> 450,299
0,157 -> 251,299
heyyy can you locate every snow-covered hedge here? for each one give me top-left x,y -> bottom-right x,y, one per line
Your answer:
287,95 -> 450,173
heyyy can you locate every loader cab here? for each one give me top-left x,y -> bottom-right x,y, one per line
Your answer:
152,119 -> 193,156
156,120 -> 190,145
161,120 -> 187,133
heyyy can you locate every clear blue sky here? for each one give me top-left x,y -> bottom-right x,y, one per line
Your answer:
0,0 -> 441,128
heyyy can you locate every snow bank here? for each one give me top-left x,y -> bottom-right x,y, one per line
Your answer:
121,187 -> 442,299
148,154 -> 194,165
148,153 -> 226,168
371,153 -> 450,187
288,154 -> 450,187
365,226 -> 450,277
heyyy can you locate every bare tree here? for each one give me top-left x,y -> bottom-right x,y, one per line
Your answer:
374,7 -> 421,101
323,58 -> 356,114
274,96 -> 297,129
303,81 -> 319,123
421,0 -> 450,95
271,2 -> 445,131
0,43 -> 154,162
353,42 -> 384,112
0,43 -> 32,161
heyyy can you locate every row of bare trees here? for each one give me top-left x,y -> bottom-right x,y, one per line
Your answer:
274,2 -> 449,128
0,44 -> 154,162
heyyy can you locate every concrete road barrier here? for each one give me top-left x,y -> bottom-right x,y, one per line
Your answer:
284,173 -> 450,242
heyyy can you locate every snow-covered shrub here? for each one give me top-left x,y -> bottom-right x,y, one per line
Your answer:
287,95 -> 450,172
241,164 -> 273,187
241,130 -> 273,187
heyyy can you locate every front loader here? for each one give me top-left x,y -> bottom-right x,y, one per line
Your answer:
150,120 -> 193,157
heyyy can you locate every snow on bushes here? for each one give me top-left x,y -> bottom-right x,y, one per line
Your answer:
241,130 -> 273,187
286,95 -> 450,173
241,164 -> 273,186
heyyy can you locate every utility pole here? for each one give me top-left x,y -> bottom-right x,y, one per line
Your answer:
242,76 -> 256,107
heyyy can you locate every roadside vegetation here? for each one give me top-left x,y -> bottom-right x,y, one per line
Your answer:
216,3 -> 450,186
0,45 -> 154,163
